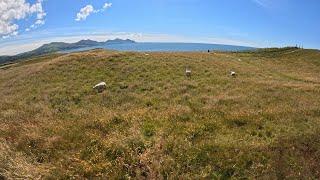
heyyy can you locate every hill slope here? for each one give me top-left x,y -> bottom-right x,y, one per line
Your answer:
1,49 -> 320,179
0,39 -> 136,64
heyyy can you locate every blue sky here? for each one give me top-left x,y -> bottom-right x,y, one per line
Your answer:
0,0 -> 319,55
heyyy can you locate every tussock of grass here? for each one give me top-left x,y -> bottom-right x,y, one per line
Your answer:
0,141 -> 49,179
1,49 -> 320,178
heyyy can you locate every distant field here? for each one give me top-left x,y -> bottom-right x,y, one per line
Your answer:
1,48 -> 320,179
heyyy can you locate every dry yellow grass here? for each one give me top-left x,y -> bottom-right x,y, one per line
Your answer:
0,48 -> 320,178
0,141 -> 49,179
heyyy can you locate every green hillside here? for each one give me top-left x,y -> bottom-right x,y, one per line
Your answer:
0,39 -> 136,65
1,49 -> 320,179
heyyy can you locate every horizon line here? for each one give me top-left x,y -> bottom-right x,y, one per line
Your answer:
0,33 -> 313,56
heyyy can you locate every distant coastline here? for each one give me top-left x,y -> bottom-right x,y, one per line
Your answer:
0,39 -> 255,64
59,42 -> 256,54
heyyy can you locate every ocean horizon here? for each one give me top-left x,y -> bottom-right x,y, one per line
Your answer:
60,42 -> 256,53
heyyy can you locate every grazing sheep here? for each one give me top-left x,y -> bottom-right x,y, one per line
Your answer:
93,82 -> 107,93
230,71 -> 236,77
186,67 -> 192,77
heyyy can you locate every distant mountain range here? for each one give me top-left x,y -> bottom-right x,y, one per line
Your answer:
0,38 -> 136,64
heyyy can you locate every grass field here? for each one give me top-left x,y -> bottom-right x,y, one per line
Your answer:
1,48 -> 320,179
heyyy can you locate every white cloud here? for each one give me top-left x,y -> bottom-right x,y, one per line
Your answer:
0,0 -> 46,38
75,5 -> 94,21
35,19 -> 45,25
37,11 -> 46,20
11,31 -> 18,36
103,3 -> 112,9
76,2 -> 112,21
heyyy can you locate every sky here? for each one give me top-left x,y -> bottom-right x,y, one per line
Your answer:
0,0 -> 319,55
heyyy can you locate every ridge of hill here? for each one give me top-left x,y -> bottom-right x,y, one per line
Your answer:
0,39 -> 136,64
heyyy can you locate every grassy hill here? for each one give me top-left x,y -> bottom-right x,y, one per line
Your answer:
1,49 -> 320,179
0,39 -> 136,65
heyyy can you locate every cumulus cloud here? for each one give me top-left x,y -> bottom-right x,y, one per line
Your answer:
0,0 -> 46,38
75,2 -> 112,21
75,5 -> 94,21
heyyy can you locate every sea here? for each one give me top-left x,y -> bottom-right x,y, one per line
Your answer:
60,42 -> 255,53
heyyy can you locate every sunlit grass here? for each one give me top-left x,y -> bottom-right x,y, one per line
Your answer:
1,49 -> 320,178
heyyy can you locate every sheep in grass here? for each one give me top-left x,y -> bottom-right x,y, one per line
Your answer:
185,67 -> 192,78
230,71 -> 236,77
93,82 -> 107,93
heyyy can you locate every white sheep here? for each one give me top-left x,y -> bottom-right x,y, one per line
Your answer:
93,82 -> 107,93
230,71 -> 236,77
185,67 -> 192,77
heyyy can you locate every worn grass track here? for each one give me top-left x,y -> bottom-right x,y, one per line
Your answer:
1,48 -> 320,179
